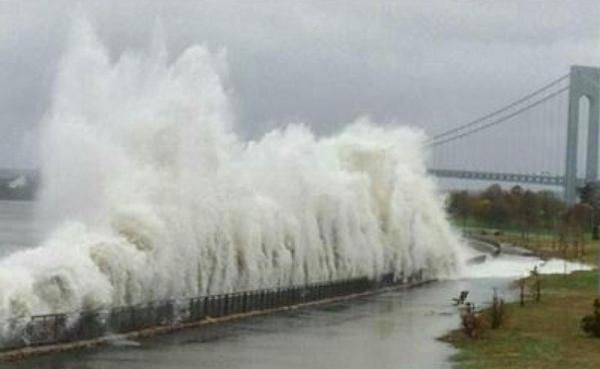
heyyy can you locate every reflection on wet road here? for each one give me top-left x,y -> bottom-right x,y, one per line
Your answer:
9,278 -> 516,369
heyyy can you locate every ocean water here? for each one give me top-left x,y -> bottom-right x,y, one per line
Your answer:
0,200 -> 41,257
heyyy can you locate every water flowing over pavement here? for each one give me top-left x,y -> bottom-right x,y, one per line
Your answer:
4,278 -> 512,369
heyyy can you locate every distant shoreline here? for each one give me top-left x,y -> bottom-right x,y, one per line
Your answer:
0,197 -> 34,202
0,169 -> 38,202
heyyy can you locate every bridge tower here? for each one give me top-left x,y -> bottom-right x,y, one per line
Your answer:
564,66 -> 600,204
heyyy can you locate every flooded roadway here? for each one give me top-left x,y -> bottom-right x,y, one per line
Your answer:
5,276 -> 516,369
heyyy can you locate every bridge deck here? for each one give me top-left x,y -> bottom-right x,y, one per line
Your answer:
428,168 -> 585,187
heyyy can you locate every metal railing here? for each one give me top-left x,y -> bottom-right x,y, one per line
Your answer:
0,271 -> 425,352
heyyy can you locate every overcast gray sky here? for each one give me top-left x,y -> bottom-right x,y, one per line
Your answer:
1,0 -> 599,168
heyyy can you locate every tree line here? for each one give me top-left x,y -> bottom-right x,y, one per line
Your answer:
447,184 -> 579,239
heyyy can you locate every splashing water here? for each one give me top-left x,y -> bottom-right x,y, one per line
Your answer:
0,20 -> 463,324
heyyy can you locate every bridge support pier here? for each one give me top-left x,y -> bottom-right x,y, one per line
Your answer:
564,66 -> 600,204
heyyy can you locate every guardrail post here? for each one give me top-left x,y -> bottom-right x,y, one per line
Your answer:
206,296 -> 213,317
224,294 -> 229,316
129,306 -> 136,331
166,300 -> 175,325
217,295 -> 222,316
231,293 -> 237,314
276,288 -> 282,308
189,298 -> 195,321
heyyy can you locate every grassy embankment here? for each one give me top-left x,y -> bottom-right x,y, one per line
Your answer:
445,271 -> 600,369
445,225 -> 600,369
461,222 -> 599,265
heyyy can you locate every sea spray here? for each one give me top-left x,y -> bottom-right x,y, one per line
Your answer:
0,19 -> 463,326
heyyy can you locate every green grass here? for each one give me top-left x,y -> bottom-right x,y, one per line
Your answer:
456,223 -> 559,239
459,221 -> 600,265
444,271 -> 600,369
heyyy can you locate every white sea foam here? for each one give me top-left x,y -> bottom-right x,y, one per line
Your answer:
0,19 -> 463,325
464,255 -> 593,279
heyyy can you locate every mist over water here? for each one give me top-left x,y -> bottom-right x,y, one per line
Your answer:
0,19 -> 463,324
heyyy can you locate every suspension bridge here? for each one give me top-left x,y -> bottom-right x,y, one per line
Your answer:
428,65 -> 600,204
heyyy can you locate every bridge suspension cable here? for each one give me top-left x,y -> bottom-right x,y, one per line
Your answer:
428,85 -> 569,147
428,74 -> 569,146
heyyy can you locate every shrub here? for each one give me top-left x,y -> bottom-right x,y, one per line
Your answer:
581,298 -> 600,337
461,303 -> 485,338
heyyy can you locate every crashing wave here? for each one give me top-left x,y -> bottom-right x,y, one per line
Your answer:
0,19 -> 463,325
